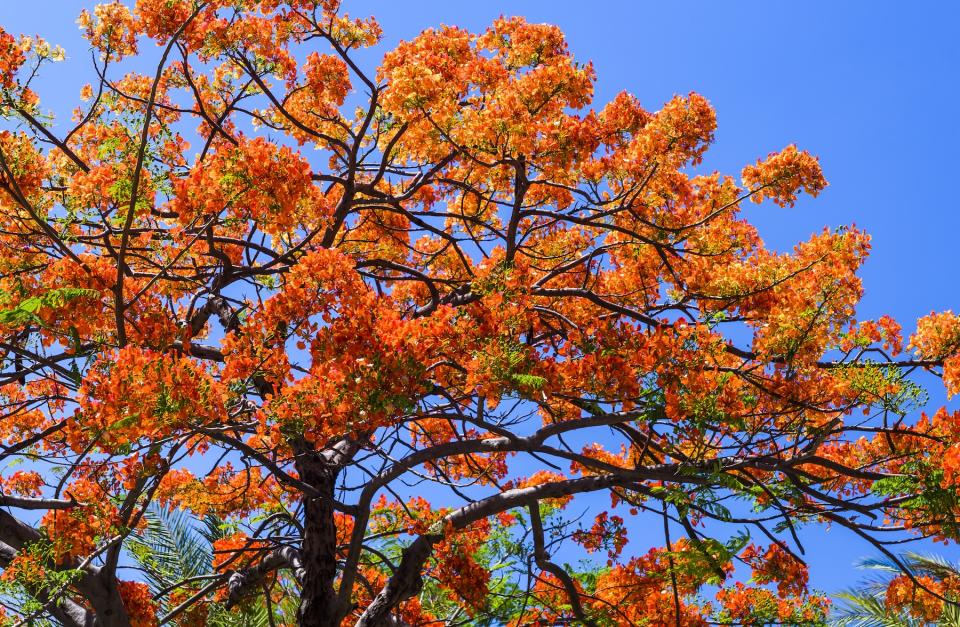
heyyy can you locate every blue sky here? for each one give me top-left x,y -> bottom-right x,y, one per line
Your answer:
2,0 -> 959,597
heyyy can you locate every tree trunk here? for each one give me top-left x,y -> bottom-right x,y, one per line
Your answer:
296,453 -> 342,627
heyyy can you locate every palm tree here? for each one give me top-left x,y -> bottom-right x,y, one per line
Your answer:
832,552 -> 960,627
126,506 -> 297,626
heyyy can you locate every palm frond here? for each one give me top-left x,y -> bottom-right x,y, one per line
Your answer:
832,552 -> 960,626
831,590 -> 916,627
206,602 -> 272,627
940,600 -> 960,627
127,506 -> 293,626
901,552 -> 960,582
853,556 -> 913,576
201,512 -> 234,544
127,505 -> 214,597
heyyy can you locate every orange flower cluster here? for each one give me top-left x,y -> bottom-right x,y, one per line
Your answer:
171,136 -> 317,236
74,346 -> 227,453
431,519 -> 492,612
911,310 -> 960,396
40,478 -> 121,561
118,580 -> 159,627
573,511 -> 628,562
157,465 -> 283,518
0,27 -> 24,90
380,17 -> 595,167
77,2 -> 139,59
510,470 -> 574,508
944,443 -> 960,488
364,496 -> 493,612
840,315 -> 904,354
0,549 -> 48,591
591,545 -> 712,626
133,0 -> 196,42
280,51 -> 352,144
347,568 -> 435,626
224,247 -> 456,444
212,532 -> 270,572
740,543 -> 809,597
0,131 -> 49,211
505,573 -> 585,626
716,582 -> 830,625
27,255 -> 115,346
885,574 -> 946,623
741,144 -> 828,208
911,310 -> 960,359
0,470 -> 44,497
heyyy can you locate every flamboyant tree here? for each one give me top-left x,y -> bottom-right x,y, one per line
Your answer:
0,1 -> 958,625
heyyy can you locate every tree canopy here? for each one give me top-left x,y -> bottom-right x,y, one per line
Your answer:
0,1 -> 958,625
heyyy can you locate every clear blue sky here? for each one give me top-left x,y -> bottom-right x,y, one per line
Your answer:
2,0 -> 959,596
